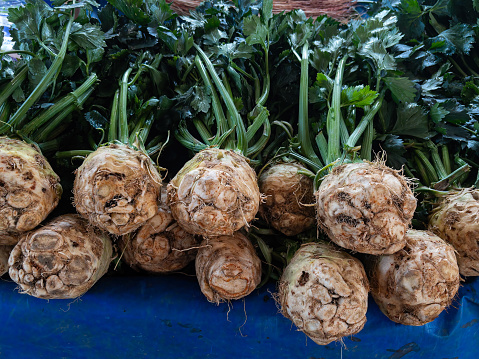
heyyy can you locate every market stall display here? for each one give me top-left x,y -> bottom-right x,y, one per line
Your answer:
0,0 -> 478,357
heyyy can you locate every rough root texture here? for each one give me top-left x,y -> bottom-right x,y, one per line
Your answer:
259,162 -> 315,236
196,231 -> 261,304
429,188 -> 479,276
369,229 -> 460,326
8,214 -> 113,299
278,242 -> 369,346
167,148 -> 260,237
0,137 -> 62,243
74,143 -> 162,236
315,162 -> 417,255
0,245 -> 13,276
119,190 -> 199,273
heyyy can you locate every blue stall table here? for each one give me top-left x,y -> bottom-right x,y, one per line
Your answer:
0,274 -> 477,358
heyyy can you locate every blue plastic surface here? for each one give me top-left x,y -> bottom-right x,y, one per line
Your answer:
0,274 -> 477,358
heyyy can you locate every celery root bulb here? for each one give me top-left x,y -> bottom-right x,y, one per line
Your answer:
196,231 -> 261,303
258,162 -> 315,236
8,214 -> 113,299
0,138 -> 62,243
0,245 -> 13,276
120,223 -> 198,273
278,242 -> 369,345
167,148 -> 260,237
429,188 -> 479,276
73,143 -> 162,236
119,191 -> 199,273
368,229 -> 460,325
315,162 -> 416,255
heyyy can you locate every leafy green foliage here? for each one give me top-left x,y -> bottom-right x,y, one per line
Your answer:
244,15 -> 268,49
8,0 -> 53,56
383,77 -> 416,103
358,38 -> 397,72
461,81 -> 479,104
429,103 -> 449,123
70,23 -> 107,49
27,58 -> 47,88
106,0 -> 150,25
341,86 -> 378,108
157,27 -> 194,55
308,73 -> 333,103
391,103 -> 432,139
368,0 -> 479,190
191,85 -> 211,114
85,110 -> 108,130
396,0 -> 425,40
213,42 -> 254,60
425,23 -> 475,55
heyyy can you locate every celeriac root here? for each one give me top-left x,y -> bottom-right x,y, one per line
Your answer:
368,229 -> 460,325
429,188 -> 479,276
0,245 -> 14,276
278,241 -> 369,345
315,161 -> 416,254
74,143 -> 162,235
259,162 -> 315,236
119,191 -> 199,273
167,148 -> 260,237
0,137 -> 62,243
8,214 -> 113,299
196,231 -> 261,304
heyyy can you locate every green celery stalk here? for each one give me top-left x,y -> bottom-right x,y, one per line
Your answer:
20,73 -> 98,137
298,42 -> 321,166
118,68 -> 133,144
194,44 -> 247,154
108,90 -> 120,143
7,14 -> 75,130
327,56 -> 347,164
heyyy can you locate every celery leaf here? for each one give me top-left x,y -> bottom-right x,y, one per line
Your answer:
341,86 -> 378,108
70,23 -> 106,50
426,23 -> 475,55
383,77 -> 417,103
391,103 -> 432,138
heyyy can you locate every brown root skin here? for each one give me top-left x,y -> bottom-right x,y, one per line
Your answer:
73,143 -> 162,236
167,148 -> 260,237
278,241 -> 369,346
0,245 -> 14,276
429,188 -> 479,277
0,137 -> 62,242
0,232 -> 20,246
8,214 -> 113,300
195,231 -> 261,304
119,197 -> 199,273
315,161 -> 417,255
368,229 -> 460,326
258,162 -> 315,236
